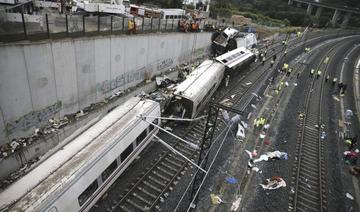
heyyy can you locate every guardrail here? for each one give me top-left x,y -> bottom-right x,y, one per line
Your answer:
0,13 -> 223,43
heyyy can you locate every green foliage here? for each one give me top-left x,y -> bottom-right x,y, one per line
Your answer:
209,0 -> 234,18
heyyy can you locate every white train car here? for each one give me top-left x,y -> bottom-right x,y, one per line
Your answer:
215,47 -> 255,70
170,60 -> 225,119
0,97 -> 160,212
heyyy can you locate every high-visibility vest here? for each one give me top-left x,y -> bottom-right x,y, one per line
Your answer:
310,69 -> 315,74
317,70 -> 321,75
333,78 -> 337,82
128,20 -> 134,29
283,64 -> 289,70
324,57 -> 329,64
288,68 -> 292,73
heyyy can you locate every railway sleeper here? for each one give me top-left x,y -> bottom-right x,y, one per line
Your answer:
148,175 -> 167,187
168,153 -> 186,163
119,204 -> 134,212
296,195 -> 320,210
143,180 -> 163,193
297,189 -> 320,202
300,145 -> 319,156
152,170 -> 171,181
138,186 -> 158,199
300,161 -> 319,171
132,192 -> 153,206
192,127 -> 205,135
298,182 -> 319,193
299,169 -> 318,181
296,201 -> 319,212
185,133 -> 201,141
125,199 -> 149,212
177,142 -> 195,151
164,157 -> 183,167
300,156 -> 319,168
160,161 -> 180,172
157,165 -> 176,176
174,146 -> 192,156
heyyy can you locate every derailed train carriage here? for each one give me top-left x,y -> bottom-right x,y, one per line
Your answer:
0,97 -> 160,212
168,47 -> 255,119
212,27 -> 257,55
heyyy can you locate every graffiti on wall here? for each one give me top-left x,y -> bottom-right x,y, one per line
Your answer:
6,101 -> 62,133
97,58 -> 174,94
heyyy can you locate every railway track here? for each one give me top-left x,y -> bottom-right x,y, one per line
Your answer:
105,32 -> 354,212
111,44 -> 289,212
288,40 -> 345,212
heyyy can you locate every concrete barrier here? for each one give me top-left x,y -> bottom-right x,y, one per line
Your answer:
0,32 -> 212,144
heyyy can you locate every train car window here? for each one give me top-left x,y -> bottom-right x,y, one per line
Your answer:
78,180 -> 98,206
101,160 -> 118,182
136,129 -> 148,146
121,144 -> 134,162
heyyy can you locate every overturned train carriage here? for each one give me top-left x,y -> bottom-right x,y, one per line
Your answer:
169,47 -> 255,119
170,59 -> 225,119
0,97 -> 160,212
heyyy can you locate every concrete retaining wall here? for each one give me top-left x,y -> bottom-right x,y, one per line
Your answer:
0,32 -> 212,145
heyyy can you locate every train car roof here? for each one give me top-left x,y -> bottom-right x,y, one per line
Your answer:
174,59 -> 225,100
0,97 -> 159,211
215,47 -> 254,69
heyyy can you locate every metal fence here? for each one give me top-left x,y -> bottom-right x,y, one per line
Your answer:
0,13 -> 222,43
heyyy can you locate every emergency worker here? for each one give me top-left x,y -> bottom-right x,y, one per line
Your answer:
332,77 -> 337,86
309,69 -> 315,78
316,70 -> 321,79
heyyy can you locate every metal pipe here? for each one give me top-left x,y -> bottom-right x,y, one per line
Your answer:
21,11 -> 27,39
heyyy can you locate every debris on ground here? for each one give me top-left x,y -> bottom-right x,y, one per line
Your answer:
260,176 -> 286,190
264,140 -> 271,145
236,123 -> 246,138
251,104 -> 257,109
253,151 -> 288,163
226,177 -> 238,184
345,109 -> 354,119
320,131 -> 326,140
210,194 -> 223,205
252,167 -> 261,173
231,95 -> 236,99
349,166 -> 360,176
245,82 -> 252,86
343,150 -> 359,165
259,132 -> 266,139
230,196 -> 242,211
333,95 -> 340,102
346,193 -> 354,200
156,75 -> 173,88
164,127 -> 173,132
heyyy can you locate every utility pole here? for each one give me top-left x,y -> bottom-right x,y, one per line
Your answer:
188,102 -> 243,211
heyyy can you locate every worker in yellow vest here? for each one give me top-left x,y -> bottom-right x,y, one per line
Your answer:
287,68 -> 292,77
282,63 -> 289,72
332,77 -> 337,86
128,19 -> 135,34
309,69 -> 315,78
324,56 -> 329,64
316,70 -> 321,79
